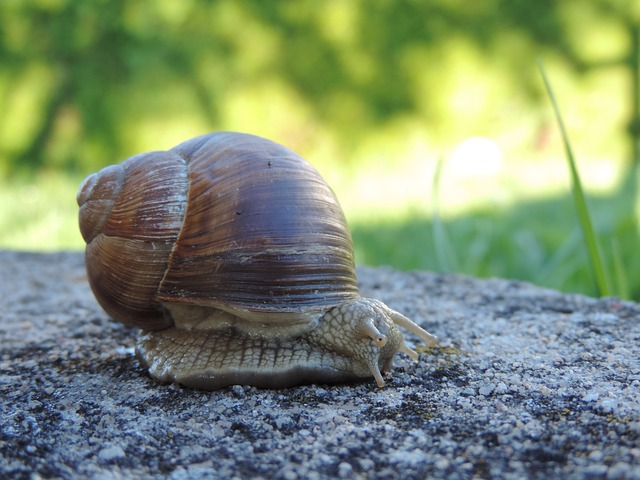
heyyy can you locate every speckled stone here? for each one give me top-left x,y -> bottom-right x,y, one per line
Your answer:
1,251 -> 639,480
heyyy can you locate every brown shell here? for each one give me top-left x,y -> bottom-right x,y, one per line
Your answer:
77,132 -> 359,331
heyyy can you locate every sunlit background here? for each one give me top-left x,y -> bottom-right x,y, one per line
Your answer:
1,0 -> 639,298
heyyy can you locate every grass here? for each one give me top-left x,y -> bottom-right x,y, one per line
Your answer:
0,140 -> 638,300
0,172 -> 85,251
351,181 -> 639,298
538,60 -> 611,297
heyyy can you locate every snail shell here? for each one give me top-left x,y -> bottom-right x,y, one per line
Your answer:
77,132 -> 437,389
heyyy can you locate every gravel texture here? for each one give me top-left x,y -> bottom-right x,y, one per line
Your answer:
1,250 -> 639,479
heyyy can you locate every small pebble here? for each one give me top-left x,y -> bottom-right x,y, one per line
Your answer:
98,445 -> 126,462
337,462 -> 353,479
479,383 -> 496,396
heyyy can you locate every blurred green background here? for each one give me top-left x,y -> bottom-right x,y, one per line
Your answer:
1,0 -> 639,299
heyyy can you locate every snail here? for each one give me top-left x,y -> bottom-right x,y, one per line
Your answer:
77,132 -> 437,390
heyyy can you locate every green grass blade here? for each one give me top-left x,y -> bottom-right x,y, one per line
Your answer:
538,60 -> 611,296
431,155 -> 460,272
611,238 -> 630,299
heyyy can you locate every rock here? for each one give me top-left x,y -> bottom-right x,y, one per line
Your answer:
1,251 -> 639,479
98,445 -> 126,463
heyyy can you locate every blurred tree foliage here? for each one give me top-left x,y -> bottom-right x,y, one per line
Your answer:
0,0 -> 637,177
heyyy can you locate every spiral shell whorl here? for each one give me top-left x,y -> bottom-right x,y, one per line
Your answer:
78,151 -> 189,330
77,164 -> 125,243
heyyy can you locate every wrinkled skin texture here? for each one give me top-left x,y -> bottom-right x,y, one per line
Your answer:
136,298 -> 437,390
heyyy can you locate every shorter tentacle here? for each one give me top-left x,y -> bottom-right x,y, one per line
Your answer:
399,343 -> 419,361
367,360 -> 386,387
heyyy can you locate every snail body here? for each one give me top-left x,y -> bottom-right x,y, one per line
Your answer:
77,132 -> 437,389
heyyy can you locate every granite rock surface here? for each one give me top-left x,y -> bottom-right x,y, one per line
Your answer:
1,251 -> 639,479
